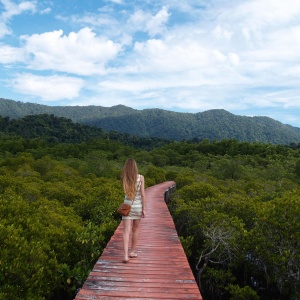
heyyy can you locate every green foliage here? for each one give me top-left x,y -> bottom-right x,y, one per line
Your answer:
0,118 -> 300,300
227,284 -> 259,300
294,159 -> 300,177
0,193 -> 83,299
71,178 -> 124,223
62,220 -> 118,294
0,113 -> 107,143
0,149 -> 124,299
179,236 -> 194,258
174,173 -> 195,189
212,157 -> 245,180
201,267 -> 236,299
0,113 -> 170,150
177,182 -> 219,200
144,165 -> 166,186
167,141 -> 300,299
247,194 -> 300,298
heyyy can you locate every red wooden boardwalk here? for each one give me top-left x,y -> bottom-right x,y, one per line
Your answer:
75,181 -> 202,299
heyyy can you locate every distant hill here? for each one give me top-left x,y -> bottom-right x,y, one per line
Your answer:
0,113 -> 169,150
1,98 -> 300,144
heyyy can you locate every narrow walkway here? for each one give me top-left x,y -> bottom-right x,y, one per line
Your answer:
75,181 -> 202,299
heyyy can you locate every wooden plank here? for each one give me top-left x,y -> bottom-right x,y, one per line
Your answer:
75,181 -> 202,299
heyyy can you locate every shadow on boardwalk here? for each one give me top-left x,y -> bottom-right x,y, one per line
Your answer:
75,181 -> 202,299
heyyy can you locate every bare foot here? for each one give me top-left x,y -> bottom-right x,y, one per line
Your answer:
129,252 -> 138,258
122,257 -> 129,263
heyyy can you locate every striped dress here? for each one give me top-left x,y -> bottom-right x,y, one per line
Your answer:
122,174 -> 142,220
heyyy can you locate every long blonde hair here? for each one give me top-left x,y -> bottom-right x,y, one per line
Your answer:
121,158 -> 138,200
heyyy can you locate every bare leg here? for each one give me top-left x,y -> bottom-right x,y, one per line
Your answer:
123,219 -> 132,261
130,219 -> 141,256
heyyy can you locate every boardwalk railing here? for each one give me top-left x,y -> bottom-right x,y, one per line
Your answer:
164,183 -> 176,204
75,181 -> 202,299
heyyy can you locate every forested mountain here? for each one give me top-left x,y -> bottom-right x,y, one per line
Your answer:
0,114 -> 169,149
1,98 -> 300,144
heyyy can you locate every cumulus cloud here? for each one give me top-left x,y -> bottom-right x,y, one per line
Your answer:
20,27 -> 122,75
109,0 -> 300,112
0,44 -> 25,63
10,73 -> 85,101
132,38 -> 209,73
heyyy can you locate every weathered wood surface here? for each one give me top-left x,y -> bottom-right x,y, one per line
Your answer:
75,181 -> 202,299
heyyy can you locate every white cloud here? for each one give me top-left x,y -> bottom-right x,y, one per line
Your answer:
0,44 -> 25,63
108,0 -> 123,4
228,53 -> 240,66
1,0 -> 36,21
0,0 -> 36,38
236,0 -> 300,27
128,6 -> 170,36
10,73 -> 85,101
233,89 -> 300,122
0,22 -> 11,38
66,12 -> 117,28
21,27 -> 122,75
40,7 -> 51,14
132,38 -> 210,73
76,0 -> 300,115
215,0 -> 300,49
213,25 -> 233,41
146,6 -> 170,36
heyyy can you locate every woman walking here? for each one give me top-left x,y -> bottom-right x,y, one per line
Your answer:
121,158 -> 146,263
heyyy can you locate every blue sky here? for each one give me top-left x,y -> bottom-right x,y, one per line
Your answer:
1,0 -> 300,127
